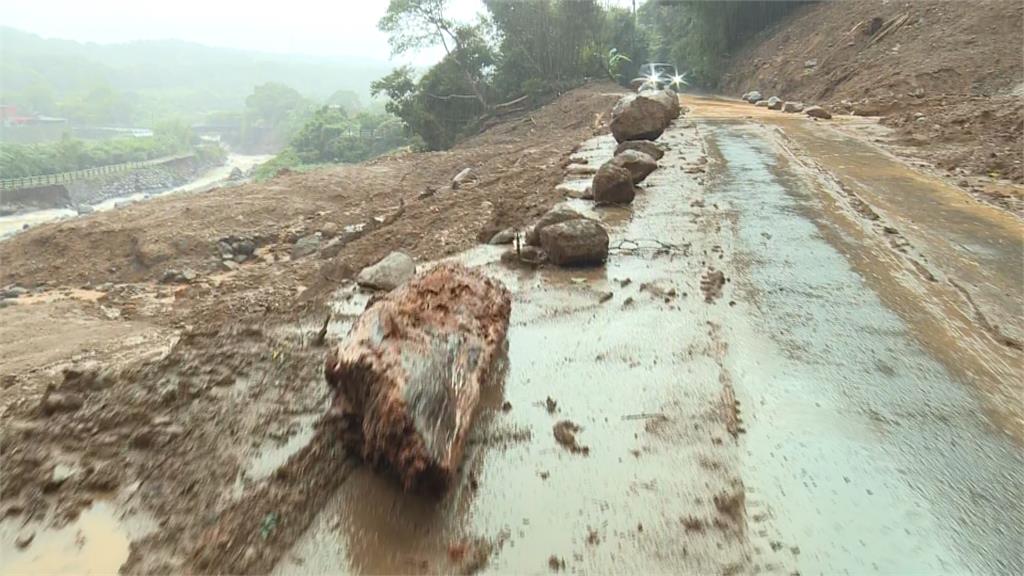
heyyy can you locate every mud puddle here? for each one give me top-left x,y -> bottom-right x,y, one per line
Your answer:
0,501 -> 155,576
276,124 -> 753,574
701,122 -> 1024,574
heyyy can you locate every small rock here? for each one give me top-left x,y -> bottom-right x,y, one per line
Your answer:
755,100 -> 771,108
40,393 -> 84,415
766,96 -> 783,110
489,228 -> 515,245
526,205 -> 583,246
45,464 -> 75,491
805,105 -> 832,120
452,167 -> 476,190
159,269 -> 196,284
320,222 -> 339,239
2,286 -> 27,299
233,239 -> 256,256
614,139 -> 665,161
592,163 -> 635,205
501,246 -> 546,267
291,233 -> 322,259
610,150 -> 658,184
76,205 -> 94,215
804,59 -> 818,68
15,531 -> 34,549
220,260 -> 239,271
782,101 -> 804,113
745,90 -> 763,103
539,219 -> 609,267
356,252 -> 416,291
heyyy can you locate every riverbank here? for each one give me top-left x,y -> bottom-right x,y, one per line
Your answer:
0,153 -> 271,238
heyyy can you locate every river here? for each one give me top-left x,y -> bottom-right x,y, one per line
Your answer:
0,153 -> 272,239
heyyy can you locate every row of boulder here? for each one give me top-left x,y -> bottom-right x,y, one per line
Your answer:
501,87 -> 683,268
741,91 -> 832,119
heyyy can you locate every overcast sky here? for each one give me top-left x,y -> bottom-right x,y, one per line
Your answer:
3,0 -> 489,66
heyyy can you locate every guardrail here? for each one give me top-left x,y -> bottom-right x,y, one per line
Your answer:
0,153 -> 195,191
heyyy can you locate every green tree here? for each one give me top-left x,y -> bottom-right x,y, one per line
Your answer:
379,0 -> 493,108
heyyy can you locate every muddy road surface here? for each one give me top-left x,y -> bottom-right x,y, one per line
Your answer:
1,90 -> 1021,575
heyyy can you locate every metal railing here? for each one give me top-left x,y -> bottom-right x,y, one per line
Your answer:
0,153 -> 195,191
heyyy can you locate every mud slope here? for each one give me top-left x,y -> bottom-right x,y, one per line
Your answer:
0,83 -> 620,291
721,0 -> 1023,184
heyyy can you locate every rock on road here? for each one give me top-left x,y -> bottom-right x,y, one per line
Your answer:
275,96 -> 1023,574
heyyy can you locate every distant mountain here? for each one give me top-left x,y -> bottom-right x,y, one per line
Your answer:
0,27 -> 393,124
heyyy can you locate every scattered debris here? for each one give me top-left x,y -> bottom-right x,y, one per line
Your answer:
700,269 -> 727,303
552,420 -> 589,455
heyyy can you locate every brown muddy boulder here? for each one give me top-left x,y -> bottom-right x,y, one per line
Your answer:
610,93 -> 668,143
324,264 -> 511,494
640,89 -> 681,120
539,219 -> 609,267
805,105 -> 833,119
526,204 -> 583,246
615,139 -> 665,161
592,163 -> 635,205
610,150 -> 658,184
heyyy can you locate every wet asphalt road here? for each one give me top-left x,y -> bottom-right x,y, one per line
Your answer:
275,103 -> 1023,574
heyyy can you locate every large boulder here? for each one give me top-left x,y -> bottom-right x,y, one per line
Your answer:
592,163 -> 635,205
610,93 -> 668,143
640,89 -> 680,120
614,140 -> 665,161
610,150 -> 658,184
805,105 -> 833,119
539,219 -> 609,267
325,264 -> 511,493
745,90 -> 763,103
357,251 -> 416,291
755,99 -> 771,108
526,204 -> 583,246
782,101 -> 804,113
766,96 -> 783,110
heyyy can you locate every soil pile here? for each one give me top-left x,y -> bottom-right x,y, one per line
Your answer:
721,0 -> 1023,183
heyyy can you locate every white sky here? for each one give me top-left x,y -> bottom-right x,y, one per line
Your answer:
2,0 -> 490,66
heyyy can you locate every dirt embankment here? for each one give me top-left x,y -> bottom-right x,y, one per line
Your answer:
721,0 -> 1023,186
0,84 -> 618,294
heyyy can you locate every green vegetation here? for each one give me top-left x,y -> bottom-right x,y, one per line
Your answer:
641,1 -> 810,87
372,0 -> 649,151
0,121 -> 205,178
254,106 -> 413,180
369,0 -> 811,151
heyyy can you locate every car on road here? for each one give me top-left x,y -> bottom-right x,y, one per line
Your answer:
631,63 -> 687,91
